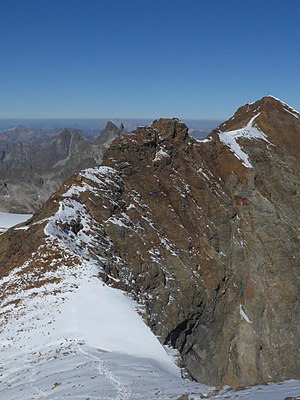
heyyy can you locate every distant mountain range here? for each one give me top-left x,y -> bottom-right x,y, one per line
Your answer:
0,121 -> 124,212
0,118 -> 220,138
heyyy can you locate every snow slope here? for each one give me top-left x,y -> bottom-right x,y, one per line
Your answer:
219,113 -> 270,168
1,260 -> 212,399
0,212 -> 32,232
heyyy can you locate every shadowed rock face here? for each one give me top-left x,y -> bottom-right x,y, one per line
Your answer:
0,98 -> 299,387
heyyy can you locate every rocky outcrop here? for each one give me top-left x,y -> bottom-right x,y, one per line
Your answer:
0,97 -> 299,387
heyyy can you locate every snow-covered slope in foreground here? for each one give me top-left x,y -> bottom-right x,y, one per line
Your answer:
1,166 -> 300,399
0,263 -> 210,399
0,167 -> 209,399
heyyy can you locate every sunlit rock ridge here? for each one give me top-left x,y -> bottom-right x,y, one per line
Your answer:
0,96 -> 299,398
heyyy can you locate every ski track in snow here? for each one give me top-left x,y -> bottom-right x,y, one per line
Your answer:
68,292 -> 132,400
77,345 -> 132,400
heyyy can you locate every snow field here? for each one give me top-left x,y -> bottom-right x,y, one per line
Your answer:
0,211 -> 32,232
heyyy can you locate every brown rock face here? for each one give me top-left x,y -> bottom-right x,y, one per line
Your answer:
99,110 -> 300,386
0,99 -> 299,387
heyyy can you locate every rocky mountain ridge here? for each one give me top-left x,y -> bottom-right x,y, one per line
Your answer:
0,96 -> 299,394
0,125 -> 53,144
99,100 -> 300,385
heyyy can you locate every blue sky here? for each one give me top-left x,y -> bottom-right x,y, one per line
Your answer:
0,0 -> 300,119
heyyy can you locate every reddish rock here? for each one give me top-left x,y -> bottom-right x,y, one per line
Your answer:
0,98 -> 299,387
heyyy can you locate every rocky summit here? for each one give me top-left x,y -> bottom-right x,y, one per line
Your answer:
0,96 -> 299,396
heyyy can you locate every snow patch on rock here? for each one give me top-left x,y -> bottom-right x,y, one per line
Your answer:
154,147 -> 170,162
239,304 -> 252,324
219,113 -> 270,168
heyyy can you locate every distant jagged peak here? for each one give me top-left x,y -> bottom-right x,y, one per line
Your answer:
58,127 -> 86,140
94,120 -> 125,146
54,128 -> 88,152
59,127 -> 81,135
102,120 -> 126,134
104,120 -> 121,131
58,127 -> 73,138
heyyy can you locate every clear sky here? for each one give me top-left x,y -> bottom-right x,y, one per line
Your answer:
0,0 -> 300,119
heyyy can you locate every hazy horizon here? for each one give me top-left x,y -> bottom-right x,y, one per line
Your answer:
0,118 -> 221,137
